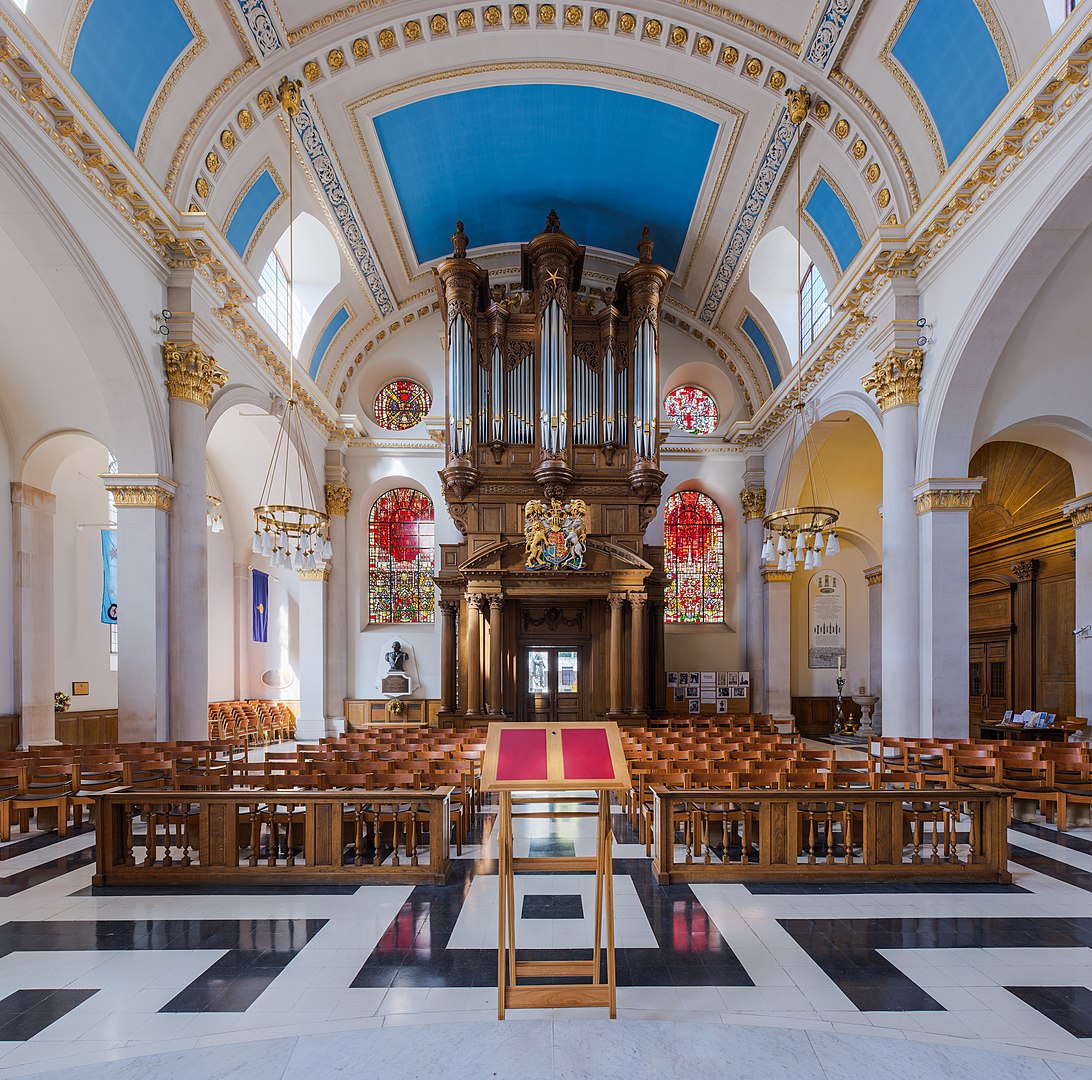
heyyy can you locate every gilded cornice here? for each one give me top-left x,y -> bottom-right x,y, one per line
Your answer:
761,568 -> 794,583
740,487 -> 767,520
100,474 -> 177,513
324,483 -> 352,516
162,341 -> 229,408
297,566 -> 331,581
912,477 -> 986,515
861,346 -> 923,412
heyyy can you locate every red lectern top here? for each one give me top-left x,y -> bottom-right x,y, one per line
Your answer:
480,722 -> 631,793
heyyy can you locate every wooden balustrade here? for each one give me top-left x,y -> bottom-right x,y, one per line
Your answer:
650,786 -> 1011,884
92,787 -> 453,886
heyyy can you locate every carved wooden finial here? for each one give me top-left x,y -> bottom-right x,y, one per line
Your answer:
545,209 -> 561,233
637,226 -> 653,264
451,220 -> 468,258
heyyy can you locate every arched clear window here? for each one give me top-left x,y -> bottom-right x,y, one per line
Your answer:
800,263 -> 831,354
663,385 -> 719,435
256,249 -> 308,353
368,488 -> 435,623
374,380 -> 432,431
664,490 -> 724,623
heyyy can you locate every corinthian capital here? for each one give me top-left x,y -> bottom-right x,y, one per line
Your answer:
739,487 -> 767,521
861,347 -> 923,412
162,341 -> 228,409
324,483 -> 352,517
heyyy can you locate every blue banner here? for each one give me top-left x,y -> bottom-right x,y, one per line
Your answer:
100,529 -> 117,624
252,568 -> 268,642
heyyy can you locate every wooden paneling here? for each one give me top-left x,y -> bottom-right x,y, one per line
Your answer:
344,699 -> 439,729
968,441 -> 1076,720
55,710 -> 119,745
0,716 -> 18,753
790,696 -> 862,738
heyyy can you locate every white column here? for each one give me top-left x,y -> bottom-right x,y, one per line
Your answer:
164,342 -> 227,741
295,568 -> 328,742
233,562 -> 248,701
103,477 -> 175,741
323,479 -> 350,726
1063,493 -> 1092,721
762,569 -> 792,723
864,566 -> 882,730
741,483 -> 767,712
11,483 -> 56,746
863,347 -> 923,738
914,479 -> 984,737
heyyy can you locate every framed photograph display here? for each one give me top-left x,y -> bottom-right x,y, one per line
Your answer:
688,700 -> 701,715
716,700 -> 728,714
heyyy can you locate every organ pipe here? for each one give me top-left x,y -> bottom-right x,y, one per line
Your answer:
632,317 -> 655,459
491,344 -> 504,442
448,312 -> 473,457
539,299 -> 567,453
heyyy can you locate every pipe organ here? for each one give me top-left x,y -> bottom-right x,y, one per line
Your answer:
433,212 -> 671,724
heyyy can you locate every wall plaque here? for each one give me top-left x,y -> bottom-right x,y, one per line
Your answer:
808,569 -> 846,669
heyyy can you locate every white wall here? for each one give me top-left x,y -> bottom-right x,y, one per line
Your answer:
0,406 -> 12,714
52,444 -> 116,710
206,514 -> 237,702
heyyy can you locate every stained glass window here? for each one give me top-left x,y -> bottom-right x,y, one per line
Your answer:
374,379 -> 432,431
663,385 -> 718,435
368,488 -> 435,623
664,490 -> 724,623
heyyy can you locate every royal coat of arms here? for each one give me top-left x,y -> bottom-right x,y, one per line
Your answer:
524,498 -> 588,570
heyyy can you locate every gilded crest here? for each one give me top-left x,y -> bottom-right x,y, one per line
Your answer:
524,498 -> 587,570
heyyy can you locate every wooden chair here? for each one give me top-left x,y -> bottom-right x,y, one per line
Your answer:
12,764 -> 72,835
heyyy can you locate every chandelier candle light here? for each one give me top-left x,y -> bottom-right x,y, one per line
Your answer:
252,77 -> 331,572
760,85 -> 841,574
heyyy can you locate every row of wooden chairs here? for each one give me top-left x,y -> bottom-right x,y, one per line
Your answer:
208,701 -> 295,745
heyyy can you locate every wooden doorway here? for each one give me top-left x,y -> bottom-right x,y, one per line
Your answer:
969,635 -> 1011,733
521,645 -> 583,723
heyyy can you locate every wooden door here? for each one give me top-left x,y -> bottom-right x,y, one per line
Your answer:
521,646 -> 584,723
970,636 -> 1011,734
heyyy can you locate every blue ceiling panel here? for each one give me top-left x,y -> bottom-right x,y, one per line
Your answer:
892,0 -> 1007,163
225,170 -> 280,258
71,0 -> 193,150
372,85 -> 719,271
309,305 -> 350,380
741,314 -> 781,389
806,178 -> 863,272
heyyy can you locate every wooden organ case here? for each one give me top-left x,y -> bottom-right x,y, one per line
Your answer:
433,212 -> 670,724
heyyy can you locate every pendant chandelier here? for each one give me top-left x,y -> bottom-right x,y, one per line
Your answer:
252,76 -> 331,572
760,86 -> 840,574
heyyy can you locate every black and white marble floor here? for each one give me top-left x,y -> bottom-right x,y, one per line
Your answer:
1,791 -> 1092,1077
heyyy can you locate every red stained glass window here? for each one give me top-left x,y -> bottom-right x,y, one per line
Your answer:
664,490 -> 724,623
664,385 -> 718,435
368,488 -> 435,623
374,379 -> 431,431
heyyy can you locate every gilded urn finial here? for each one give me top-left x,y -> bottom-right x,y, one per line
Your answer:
785,85 -> 811,127
276,76 -> 303,118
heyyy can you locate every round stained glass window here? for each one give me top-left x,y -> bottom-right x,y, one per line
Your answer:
373,379 -> 431,431
664,385 -> 718,435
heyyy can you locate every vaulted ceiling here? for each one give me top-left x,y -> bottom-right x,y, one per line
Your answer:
14,0 -> 1055,420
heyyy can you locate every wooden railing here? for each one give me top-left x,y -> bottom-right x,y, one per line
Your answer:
650,786 -> 1011,884
92,787 -> 453,886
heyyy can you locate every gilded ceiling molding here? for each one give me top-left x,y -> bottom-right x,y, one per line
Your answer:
911,477 -> 986,515
661,309 -> 758,415
974,0 -> 1017,86
739,487 -> 767,520
346,60 -> 743,288
162,341 -> 229,408
879,1 -> 947,175
699,104 -> 797,325
164,57 -> 258,197
290,97 -> 394,316
827,67 -> 920,208
61,0 -> 92,67
801,165 -> 865,270
101,474 -> 178,513
805,0 -> 853,69
309,300 -> 355,380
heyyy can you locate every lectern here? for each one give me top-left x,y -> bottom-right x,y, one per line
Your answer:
480,721 -> 631,1019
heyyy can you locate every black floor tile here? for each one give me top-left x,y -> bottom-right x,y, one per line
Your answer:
521,894 -> 583,920
1006,985 -> 1092,1038
0,989 -> 98,1040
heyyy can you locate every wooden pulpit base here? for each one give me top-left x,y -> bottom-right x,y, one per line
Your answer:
496,790 -> 617,1018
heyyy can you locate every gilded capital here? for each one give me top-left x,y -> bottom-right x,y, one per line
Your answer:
864,566 -> 882,587
324,483 -> 352,516
297,566 -> 330,582
162,341 -> 228,409
912,476 -> 985,515
1062,493 -> 1092,529
862,347 -> 923,412
740,487 -> 767,521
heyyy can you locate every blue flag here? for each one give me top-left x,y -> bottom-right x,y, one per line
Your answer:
252,568 -> 268,642
100,529 -> 117,624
